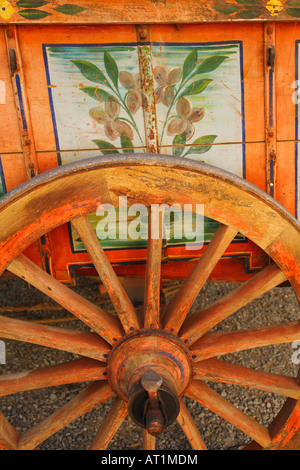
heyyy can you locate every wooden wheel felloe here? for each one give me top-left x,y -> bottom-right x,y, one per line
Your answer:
0,154 -> 300,450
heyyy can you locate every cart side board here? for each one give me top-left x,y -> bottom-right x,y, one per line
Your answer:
0,0 -> 299,25
0,1 -> 299,283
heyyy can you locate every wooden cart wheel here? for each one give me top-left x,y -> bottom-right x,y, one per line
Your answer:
0,154 -> 300,450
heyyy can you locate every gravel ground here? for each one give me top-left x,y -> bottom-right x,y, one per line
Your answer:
0,275 -> 299,451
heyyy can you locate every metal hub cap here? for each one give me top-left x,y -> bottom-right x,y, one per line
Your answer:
107,329 -> 193,436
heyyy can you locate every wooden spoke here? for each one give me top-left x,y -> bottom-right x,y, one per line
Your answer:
185,380 -> 271,448
18,381 -> 115,450
89,398 -> 127,450
0,358 -> 106,398
0,412 -> 19,450
72,216 -> 139,333
180,263 -> 287,345
8,253 -> 123,345
142,429 -> 156,450
144,205 -> 164,329
176,399 -> 207,450
194,358 -> 300,399
163,224 -> 237,334
190,320 -> 300,362
0,314 -> 110,361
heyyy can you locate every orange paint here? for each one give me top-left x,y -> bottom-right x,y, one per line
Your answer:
0,4 -> 299,450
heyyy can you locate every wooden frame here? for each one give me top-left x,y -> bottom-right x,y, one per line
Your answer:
0,1 -> 300,25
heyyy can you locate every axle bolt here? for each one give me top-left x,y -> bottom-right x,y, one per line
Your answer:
145,409 -> 165,437
141,370 -> 165,436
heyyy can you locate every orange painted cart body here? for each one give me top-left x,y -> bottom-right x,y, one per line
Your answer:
0,7 -> 286,285
0,0 -> 300,450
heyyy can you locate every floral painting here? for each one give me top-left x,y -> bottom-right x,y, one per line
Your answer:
0,1 -> 86,21
43,41 -> 245,250
152,43 -> 244,175
43,44 -> 145,164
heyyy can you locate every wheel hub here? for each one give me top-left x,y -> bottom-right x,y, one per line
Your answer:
107,329 -> 193,436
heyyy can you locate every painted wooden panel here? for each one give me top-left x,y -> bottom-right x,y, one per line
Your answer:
151,22 -> 266,195
0,1 -> 300,25
153,42 -> 244,176
44,43 -> 146,161
0,153 -> 27,191
0,27 -> 23,196
17,24 -> 266,174
0,22 -> 271,279
16,25 -> 140,160
0,28 -> 22,155
275,23 -> 300,219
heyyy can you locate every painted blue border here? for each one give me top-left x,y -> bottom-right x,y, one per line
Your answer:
0,75 -> 24,196
0,156 -> 7,196
15,74 -> 28,131
42,46 -> 62,165
0,75 -> 24,197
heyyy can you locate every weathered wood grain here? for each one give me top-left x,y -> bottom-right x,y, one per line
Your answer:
0,412 -> 18,450
163,224 -> 237,334
186,380 -> 271,448
176,398 -> 207,450
0,1 -> 297,25
190,320 -> 300,361
89,398 -> 128,450
18,381 -> 115,450
8,253 -> 123,344
0,358 -> 107,398
144,205 -> 164,329
179,263 -> 287,345
0,313 -> 110,361
72,216 -> 139,333
194,358 -> 300,399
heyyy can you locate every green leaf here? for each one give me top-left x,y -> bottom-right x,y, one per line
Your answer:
79,86 -> 115,102
195,56 -> 228,75
53,4 -> 86,14
184,135 -> 217,156
120,132 -> 134,153
16,1 -> 49,7
172,133 -> 186,157
93,140 -> 120,155
178,79 -> 212,98
182,49 -> 197,81
236,8 -> 263,18
104,51 -> 119,89
71,60 -> 108,86
235,0 -> 259,4
18,9 -> 51,19
286,1 -> 300,5
286,7 -> 300,16
213,5 -> 241,14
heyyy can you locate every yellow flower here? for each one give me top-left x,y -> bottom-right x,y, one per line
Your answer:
266,0 -> 283,17
0,1 -> 14,20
